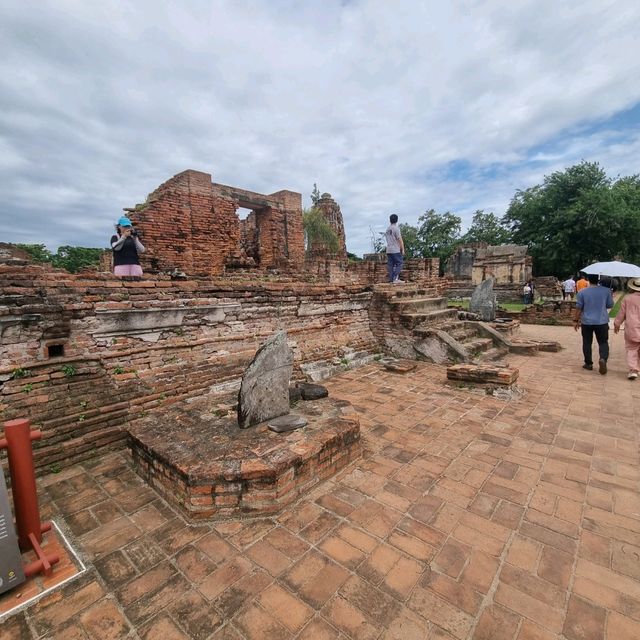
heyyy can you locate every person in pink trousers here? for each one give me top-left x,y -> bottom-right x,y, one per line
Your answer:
613,277 -> 640,380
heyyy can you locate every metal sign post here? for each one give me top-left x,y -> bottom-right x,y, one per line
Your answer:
0,467 -> 25,595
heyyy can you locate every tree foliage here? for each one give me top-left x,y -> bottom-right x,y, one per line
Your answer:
17,244 -> 103,273
415,209 -> 462,268
310,183 -> 321,206
302,207 -> 340,254
502,161 -> 640,276
461,210 -> 512,245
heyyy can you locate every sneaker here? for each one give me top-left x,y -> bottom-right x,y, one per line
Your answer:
393,278 -> 405,284
598,358 -> 607,375
582,364 -> 593,370
629,371 -> 638,380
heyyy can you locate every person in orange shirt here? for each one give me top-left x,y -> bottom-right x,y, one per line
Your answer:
576,275 -> 589,293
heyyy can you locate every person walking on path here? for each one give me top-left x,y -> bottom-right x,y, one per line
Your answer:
385,214 -> 405,283
613,278 -> 640,379
576,274 -> 589,293
573,273 -> 614,374
563,276 -> 576,300
111,216 -> 145,277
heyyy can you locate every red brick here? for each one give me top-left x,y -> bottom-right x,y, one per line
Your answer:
562,595 -> 606,640
473,604 -> 520,640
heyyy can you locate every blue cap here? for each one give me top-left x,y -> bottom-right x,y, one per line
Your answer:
118,216 -> 132,227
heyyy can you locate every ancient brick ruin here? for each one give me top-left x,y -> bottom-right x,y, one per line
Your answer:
124,170 -> 305,276
310,192 -> 348,260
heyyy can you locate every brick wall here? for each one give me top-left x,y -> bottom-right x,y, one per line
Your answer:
0,264 -> 378,472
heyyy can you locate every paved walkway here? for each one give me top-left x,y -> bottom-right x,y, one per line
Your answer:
3,325 -> 640,640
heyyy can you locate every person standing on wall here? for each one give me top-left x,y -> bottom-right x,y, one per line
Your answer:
111,216 -> 145,277
614,277 -> 640,380
573,273 -> 614,374
385,214 -> 405,283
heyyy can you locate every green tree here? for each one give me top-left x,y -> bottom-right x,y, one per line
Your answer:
502,161 -> 639,276
16,244 -> 54,263
303,207 -> 339,254
398,223 -> 421,258
52,246 -> 103,272
416,209 -> 462,270
310,183 -> 321,206
462,210 -> 512,245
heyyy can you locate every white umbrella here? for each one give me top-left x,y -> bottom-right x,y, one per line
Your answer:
581,261 -> 640,278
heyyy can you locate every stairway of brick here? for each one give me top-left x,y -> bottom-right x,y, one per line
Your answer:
387,290 -> 507,362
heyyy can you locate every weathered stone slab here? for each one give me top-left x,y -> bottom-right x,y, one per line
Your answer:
268,415 -> 308,432
447,363 -> 518,386
297,382 -> 329,400
383,360 -> 417,373
470,278 -> 496,321
238,331 -> 293,428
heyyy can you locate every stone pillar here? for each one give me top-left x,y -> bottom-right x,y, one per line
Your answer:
313,193 -> 348,259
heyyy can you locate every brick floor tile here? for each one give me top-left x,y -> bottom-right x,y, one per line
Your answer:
506,535 -> 541,572
494,583 -> 564,634
422,570 -> 483,616
174,545 -> 217,583
576,557 -> 640,600
516,619 -> 557,639
339,575 -> 401,627
379,608 -> 431,639
167,590 -> 223,639
335,523 -> 378,553
472,603 -> 520,640
47,621 -> 86,640
452,523 -> 505,556
461,550 -> 499,594
130,502 -> 169,532
258,583 -> 314,633
319,535 -> 366,569
299,511 -> 341,544
245,539 -> 293,576
117,562 -> 176,606
519,522 -> 577,555
283,550 -> 349,609
278,501 -> 323,532
469,493 -> 500,519
492,501 -> 525,529
407,586 -> 474,640
124,536 -> 167,569
349,499 -> 403,538
263,527 -> 310,559
199,557 -> 254,601
195,531 -> 236,564
30,577 -> 105,636
125,574 -> 191,625
612,540 -> 640,581
94,550 -> 137,589
555,497 -> 583,525
215,570 -> 272,618
408,494 -> 444,523
234,602 -> 290,639
80,516 -> 143,558
431,503 -> 466,534
92,500 -> 123,525
382,556 -> 423,600
322,596 -> 379,640
297,616 -> 340,639
228,519 -> 277,549
525,508 -> 579,539
607,611 -> 640,640
358,543 -> 402,584
315,493 -> 356,517
578,530 -> 611,567
0,614 -> 31,640
388,529 -> 436,561
139,613 -> 190,640
65,509 -> 101,536
499,564 -> 565,608
79,598 -> 130,640
397,516 -> 447,547
152,518 -> 205,555
432,539 -> 471,579
562,594 -> 606,640
537,545 -> 573,589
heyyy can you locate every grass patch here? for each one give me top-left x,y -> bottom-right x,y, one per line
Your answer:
447,300 -> 470,310
609,293 -> 625,318
499,302 -> 527,312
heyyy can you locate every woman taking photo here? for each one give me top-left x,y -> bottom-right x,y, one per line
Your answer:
111,216 -> 145,277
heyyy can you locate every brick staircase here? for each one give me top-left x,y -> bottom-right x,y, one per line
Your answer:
371,285 -> 510,364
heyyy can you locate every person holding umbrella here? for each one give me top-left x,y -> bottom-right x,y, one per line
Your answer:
613,277 -> 640,380
573,273 -> 614,374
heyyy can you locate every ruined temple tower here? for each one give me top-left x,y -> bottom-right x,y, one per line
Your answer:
314,193 -> 348,260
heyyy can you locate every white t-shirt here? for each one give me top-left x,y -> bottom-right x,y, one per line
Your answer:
563,279 -> 576,293
385,224 -> 402,254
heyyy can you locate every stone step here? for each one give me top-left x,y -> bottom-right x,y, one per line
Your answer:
404,308 -> 460,329
462,337 -> 494,354
476,346 -> 509,362
449,325 -> 482,342
447,363 -> 518,385
390,297 -> 448,314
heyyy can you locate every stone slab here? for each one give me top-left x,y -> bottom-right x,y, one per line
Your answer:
447,363 -> 519,386
383,360 -> 418,373
268,415 -> 308,432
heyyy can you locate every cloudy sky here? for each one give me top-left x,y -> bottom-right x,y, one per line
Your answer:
1,0 -> 640,256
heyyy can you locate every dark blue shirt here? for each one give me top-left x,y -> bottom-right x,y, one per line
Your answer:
576,285 -> 614,325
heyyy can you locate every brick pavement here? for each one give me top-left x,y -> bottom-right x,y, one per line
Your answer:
2,324 -> 639,640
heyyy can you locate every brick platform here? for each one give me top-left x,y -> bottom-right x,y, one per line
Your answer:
128,397 -> 361,520
447,363 -> 519,385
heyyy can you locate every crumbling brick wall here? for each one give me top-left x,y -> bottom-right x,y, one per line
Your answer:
311,193 -> 348,259
0,263 -> 377,472
124,170 -> 305,276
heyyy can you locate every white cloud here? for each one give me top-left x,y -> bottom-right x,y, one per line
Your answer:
0,0 -> 639,255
